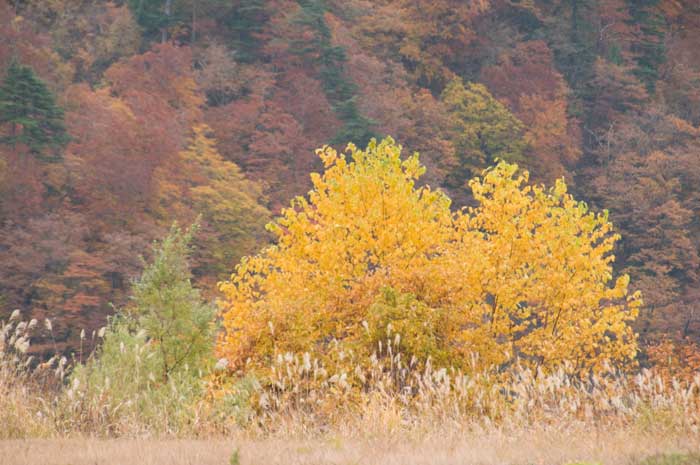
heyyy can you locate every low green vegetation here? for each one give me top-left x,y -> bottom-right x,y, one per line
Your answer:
635,454 -> 700,465
66,222 -> 217,433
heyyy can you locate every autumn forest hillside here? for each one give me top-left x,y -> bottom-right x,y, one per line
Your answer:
1,0 -> 699,359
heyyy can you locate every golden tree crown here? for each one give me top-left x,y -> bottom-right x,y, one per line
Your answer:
217,137 -> 640,377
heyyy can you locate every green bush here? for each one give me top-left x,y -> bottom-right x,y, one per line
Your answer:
129,222 -> 215,381
365,288 -> 451,368
65,223 -> 216,434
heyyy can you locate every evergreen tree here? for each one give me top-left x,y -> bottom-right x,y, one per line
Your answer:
128,0 -> 174,42
67,223 -> 215,429
537,0 -> 597,117
0,61 -> 68,158
129,221 -> 215,381
292,0 -> 376,146
626,0 -> 666,93
223,0 -> 269,63
332,97 -> 376,147
128,0 -> 228,44
566,0 -> 597,88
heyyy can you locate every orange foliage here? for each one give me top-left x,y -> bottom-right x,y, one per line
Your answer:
481,41 -> 581,182
647,337 -> 700,384
589,108 -> 700,342
4,0 -> 700,360
64,84 -> 168,225
330,15 -> 456,192
105,43 -> 202,142
0,2 -> 74,90
204,67 -> 319,210
354,0 -> 489,90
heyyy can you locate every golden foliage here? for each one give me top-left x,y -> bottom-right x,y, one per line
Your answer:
157,124 -> 270,279
217,137 -> 639,376
441,78 -> 526,178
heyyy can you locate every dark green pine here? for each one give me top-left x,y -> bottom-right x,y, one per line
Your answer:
127,0 -> 172,42
223,0 -> 270,63
291,0 -> 377,147
626,0 -> 666,93
0,61 -> 69,158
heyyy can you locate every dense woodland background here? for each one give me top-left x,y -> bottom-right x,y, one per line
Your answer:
0,0 -> 699,357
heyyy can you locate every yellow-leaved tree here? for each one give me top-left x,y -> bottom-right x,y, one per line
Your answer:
156,124 -> 270,281
217,137 -> 640,376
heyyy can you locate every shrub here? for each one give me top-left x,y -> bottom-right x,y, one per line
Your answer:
217,137 -> 640,378
365,288 -> 452,368
646,337 -> 700,385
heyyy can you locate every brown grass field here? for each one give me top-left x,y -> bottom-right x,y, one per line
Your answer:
3,316 -> 700,465
1,429 -> 699,465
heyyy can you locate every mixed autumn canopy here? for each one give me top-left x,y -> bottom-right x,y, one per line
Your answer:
1,0 -> 698,364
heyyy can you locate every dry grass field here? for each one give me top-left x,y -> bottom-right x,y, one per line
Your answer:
1,429 -> 699,465
4,315 -> 700,465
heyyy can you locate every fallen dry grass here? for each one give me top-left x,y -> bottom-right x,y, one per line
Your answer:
1,428 -> 699,465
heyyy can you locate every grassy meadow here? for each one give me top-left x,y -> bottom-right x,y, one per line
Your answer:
2,310 -> 700,464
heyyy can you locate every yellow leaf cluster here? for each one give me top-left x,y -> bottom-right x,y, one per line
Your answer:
217,137 -> 640,376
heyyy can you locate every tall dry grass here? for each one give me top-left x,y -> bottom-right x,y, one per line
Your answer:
1,312 -> 699,442
0,311 -> 66,438
233,342 -> 700,437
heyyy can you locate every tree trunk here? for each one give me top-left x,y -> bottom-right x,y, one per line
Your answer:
162,0 -> 173,43
191,0 -> 197,43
